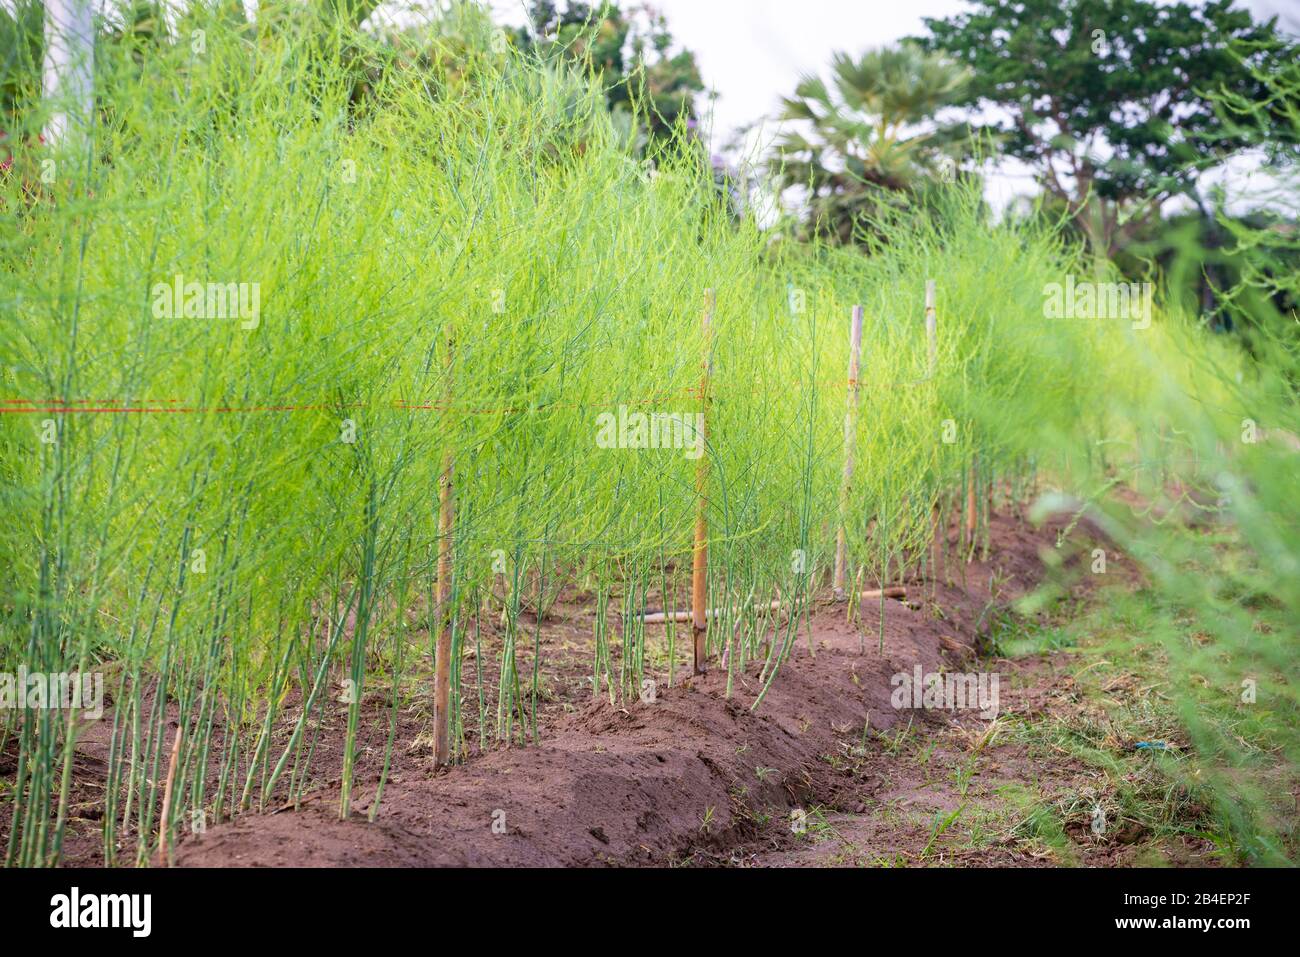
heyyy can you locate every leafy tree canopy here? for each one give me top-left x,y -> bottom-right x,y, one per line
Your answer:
917,0 -> 1298,256
515,1 -> 704,149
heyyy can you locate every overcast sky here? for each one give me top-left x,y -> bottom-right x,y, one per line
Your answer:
486,0 -> 1298,211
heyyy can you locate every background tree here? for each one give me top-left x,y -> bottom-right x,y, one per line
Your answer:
767,42 -> 974,245
917,0 -> 1297,257
1,0 -> 43,126
515,1 -> 703,151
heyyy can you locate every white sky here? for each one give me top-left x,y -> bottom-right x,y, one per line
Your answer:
486,0 -> 1299,212
486,0 -> 980,152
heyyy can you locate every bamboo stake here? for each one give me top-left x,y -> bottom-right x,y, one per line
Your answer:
433,337 -> 456,767
642,589 -> 906,625
833,305 -> 864,598
966,453 -> 979,539
692,290 -> 714,674
926,280 -> 941,586
645,599 -> 782,626
863,586 -> 907,601
925,280 -> 937,375
157,719 -> 183,864
931,503 -> 942,591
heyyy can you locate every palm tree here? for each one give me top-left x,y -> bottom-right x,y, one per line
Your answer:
769,42 -> 973,244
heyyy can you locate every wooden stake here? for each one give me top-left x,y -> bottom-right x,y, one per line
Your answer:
692,290 -> 714,675
643,589 -> 906,625
644,599 -> 782,626
925,280 -> 937,375
930,503 -> 942,588
966,453 -> 979,538
926,280 -> 941,586
862,586 -> 907,601
158,719 -> 183,863
433,337 -> 456,767
833,305 -> 864,598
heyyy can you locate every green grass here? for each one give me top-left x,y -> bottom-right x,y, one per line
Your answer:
996,582 -> 1298,865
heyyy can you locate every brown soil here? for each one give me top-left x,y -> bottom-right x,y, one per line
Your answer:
8,507 -> 1171,868
159,510 -> 1113,866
